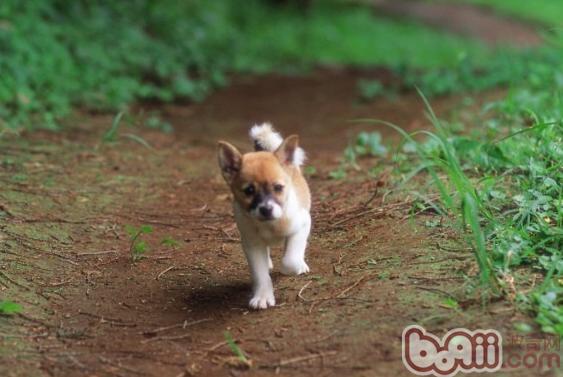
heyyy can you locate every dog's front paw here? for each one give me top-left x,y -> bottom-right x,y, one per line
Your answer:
249,290 -> 275,310
280,258 -> 310,276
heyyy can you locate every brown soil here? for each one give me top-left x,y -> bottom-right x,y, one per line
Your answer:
371,0 -> 542,47
0,69 -> 548,377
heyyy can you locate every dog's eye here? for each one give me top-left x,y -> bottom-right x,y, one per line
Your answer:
273,184 -> 284,193
243,185 -> 255,196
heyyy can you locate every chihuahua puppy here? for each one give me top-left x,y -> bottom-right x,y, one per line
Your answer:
217,123 -> 311,309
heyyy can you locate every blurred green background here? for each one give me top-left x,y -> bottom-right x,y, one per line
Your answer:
0,0 -> 523,129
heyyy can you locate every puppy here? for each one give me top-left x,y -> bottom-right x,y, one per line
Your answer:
217,123 -> 311,309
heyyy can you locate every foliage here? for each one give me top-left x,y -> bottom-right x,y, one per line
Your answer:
446,0 -> 563,27
0,0 -> 232,129
224,331 -> 252,368
232,2 -> 488,72
356,32 -> 563,333
102,111 -> 125,143
419,93 -> 561,333
330,131 -> 387,179
531,281 -> 563,334
382,37 -> 560,98
0,0 -> 488,130
144,115 -> 173,134
0,300 -> 22,315
160,236 -> 180,248
351,132 -> 388,159
357,79 -> 386,102
125,224 -> 153,262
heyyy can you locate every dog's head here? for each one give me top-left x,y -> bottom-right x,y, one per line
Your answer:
217,135 -> 300,221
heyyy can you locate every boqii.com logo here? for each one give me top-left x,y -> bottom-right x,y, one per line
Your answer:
402,325 -> 502,376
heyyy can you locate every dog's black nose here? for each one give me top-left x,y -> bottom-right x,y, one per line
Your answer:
259,206 -> 273,218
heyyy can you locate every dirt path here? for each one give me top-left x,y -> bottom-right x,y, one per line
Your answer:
1,69 -> 545,377
371,0 -> 542,47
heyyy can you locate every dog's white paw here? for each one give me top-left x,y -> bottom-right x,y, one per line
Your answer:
268,256 -> 273,270
280,258 -> 310,276
249,290 -> 275,310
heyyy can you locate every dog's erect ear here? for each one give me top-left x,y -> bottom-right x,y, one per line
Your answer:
218,141 -> 242,183
275,135 -> 299,165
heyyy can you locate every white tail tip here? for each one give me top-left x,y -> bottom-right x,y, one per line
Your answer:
249,122 -> 283,152
249,122 -> 306,166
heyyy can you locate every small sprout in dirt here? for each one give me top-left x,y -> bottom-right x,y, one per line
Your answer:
10,173 -> 28,183
125,224 -> 153,262
121,133 -> 153,149
303,165 -> 317,176
357,79 -> 385,102
441,298 -> 460,311
513,322 -> 533,334
336,131 -> 388,175
0,300 -> 22,315
353,132 -> 388,159
161,236 -> 180,248
145,115 -> 173,133
378,272 -> 390,280
132,241 -> 149,260
310,275 -> 327,284
224,331 -> 252,368
328,166 -> 347,180
366,258 -> 378,268
43,176 -> 55,187
102,111 -> 125,143
424,219 -> 441,228
1,156 -> 16,167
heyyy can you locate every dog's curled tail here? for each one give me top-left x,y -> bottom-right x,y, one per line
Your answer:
250,123 -> 305,166
250,122 -> 283,152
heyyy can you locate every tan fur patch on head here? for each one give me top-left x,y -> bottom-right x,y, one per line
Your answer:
240,152 -> 286,184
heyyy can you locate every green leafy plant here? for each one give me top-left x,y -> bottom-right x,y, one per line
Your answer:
449,0 -> 563,27
356,65 -> 562,331
532,284 -> 563,334
330,131 -> 388,179
102,111 -> 125,143
442,298 -> 461,311
160,236 -> 180,248
350,132 -> 388,159
125,224 -> 153,262
1,0 -> 489,130
145,115 -> 173,134
224,331 -> 252,368
328,166 -> 347,180
303,165 -> 317,176
357,79 -> 386,102
0,300 -> 22,315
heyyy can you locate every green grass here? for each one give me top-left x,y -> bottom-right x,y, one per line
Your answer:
233,3 -> 489,72
125,224 -> 154,262
224,331 -> 252,368
445,0 -> 563,27
352,32 -> 563,334
0,0 -> 489,131
380,36 -> 561,98
0,300 -> 22,315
